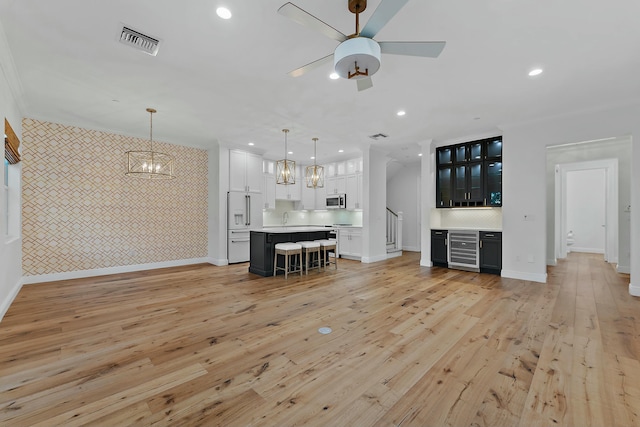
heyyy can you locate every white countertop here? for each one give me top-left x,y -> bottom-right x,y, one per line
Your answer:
432,227 -> 502,232
253,226 -> 334,233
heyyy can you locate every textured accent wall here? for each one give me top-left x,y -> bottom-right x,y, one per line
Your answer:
21,119 -> 208,276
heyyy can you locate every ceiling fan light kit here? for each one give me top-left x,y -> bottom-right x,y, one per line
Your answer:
334,37 -> 381,80
278,0 -> 445,91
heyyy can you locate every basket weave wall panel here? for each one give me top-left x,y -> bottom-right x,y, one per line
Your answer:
21,118 -> 208,276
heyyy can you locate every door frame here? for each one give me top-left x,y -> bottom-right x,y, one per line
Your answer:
555,158 -> 618,262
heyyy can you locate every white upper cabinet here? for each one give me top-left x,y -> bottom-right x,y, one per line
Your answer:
326,175 -> 347,195
346,172 -> 363,210
263,174 -> 276,209
300,180 -> 327,210
230,150 -> 262,193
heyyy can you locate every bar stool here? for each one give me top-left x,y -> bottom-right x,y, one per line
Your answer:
318,239 -> 338,270
273,242 -> 302,279
296,241 -> 321,275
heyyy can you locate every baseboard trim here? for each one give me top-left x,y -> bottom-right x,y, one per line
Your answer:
629,283 -> 640,297
569,247 -> 604,254
501,269 -> 547,284
0,278 -> 24,322
402,246 -> 420,252
361,254 -> 387,264
386,251 -> 402,260
547,258 -> 557,266
617,264 -> 630,274
22,258 -> 212,285
207,257 -> 229,266
420,258 -> 434,267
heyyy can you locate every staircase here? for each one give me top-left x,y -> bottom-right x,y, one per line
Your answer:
386,208 -> 403,258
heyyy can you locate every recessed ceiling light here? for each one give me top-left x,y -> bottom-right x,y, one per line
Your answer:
338,149 -> 344,153
216,7 -> 232,19
248,142 -> 254,146
288,151 -> 293,155
310,156 -> 315,160
418,153 -> 423,157
329,72 -> 339,80
397,110 -> 406,116
528,68 -> 543,77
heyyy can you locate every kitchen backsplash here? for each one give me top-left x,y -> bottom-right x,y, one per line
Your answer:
263,201 -> 363,227
430,207 -> 502,230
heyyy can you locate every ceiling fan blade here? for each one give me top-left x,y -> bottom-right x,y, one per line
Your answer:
278,2 -> 348,43
357,77 -> 373,91
360,0 -> 410,39
287,54 -> 334,77
379,41 -> 446,58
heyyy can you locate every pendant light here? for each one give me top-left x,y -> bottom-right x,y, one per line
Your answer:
125,108 -> 175,179
276,129 -> 295,185
305,137 -> 324,188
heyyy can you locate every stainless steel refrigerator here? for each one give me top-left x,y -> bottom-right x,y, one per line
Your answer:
227,191 -> 263,263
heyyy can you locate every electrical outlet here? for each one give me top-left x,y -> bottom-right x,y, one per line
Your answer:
527,255 -> 535,263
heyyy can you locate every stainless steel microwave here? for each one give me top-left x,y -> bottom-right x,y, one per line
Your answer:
326,193 -> 346,209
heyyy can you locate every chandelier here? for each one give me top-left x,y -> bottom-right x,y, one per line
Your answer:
125,108 -> 175,180
305,137 -> 324,188
276,129 -> 295,185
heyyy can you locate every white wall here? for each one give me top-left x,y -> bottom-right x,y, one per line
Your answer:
0,20 -> 24,320
566,169 -> 606,253
362,147 -> 388,263
501,103 -> 640,294
387,162 -> 420,251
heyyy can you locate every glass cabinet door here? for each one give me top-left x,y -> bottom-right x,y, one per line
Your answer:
486,138 -> 502,160
454,165 -> 467,201
437,147 -> 453,165
469,142 -> 482,161
485,161 -> 502,206
469,162 -> 483,201
437,166 -> 452,207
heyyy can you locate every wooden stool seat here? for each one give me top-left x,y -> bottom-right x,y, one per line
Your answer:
273,242 -> 302,279
296,241 -> 321,275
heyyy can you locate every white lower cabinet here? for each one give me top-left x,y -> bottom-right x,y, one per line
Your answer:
338,227 -> 362,259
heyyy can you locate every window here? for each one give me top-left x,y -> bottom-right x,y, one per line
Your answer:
4,118 -> 20,240
3,157 -> 8,236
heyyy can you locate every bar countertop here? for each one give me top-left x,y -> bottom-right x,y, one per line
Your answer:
252,226 -> 334,233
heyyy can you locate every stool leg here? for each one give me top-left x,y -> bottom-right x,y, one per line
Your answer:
298,251 -> 303,276
273,252 -> 277,277
304,249 -> 308,275
285,252 -> 289,280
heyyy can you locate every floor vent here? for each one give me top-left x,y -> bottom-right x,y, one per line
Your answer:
119,26 -> 160,56
369,133 -> 388,140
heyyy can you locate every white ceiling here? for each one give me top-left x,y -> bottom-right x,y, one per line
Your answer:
1,0 -> 640,165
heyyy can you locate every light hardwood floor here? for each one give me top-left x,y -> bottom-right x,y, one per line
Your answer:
0,252 -> 638,426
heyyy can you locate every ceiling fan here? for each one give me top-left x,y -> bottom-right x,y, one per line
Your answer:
278,0 -> 446,91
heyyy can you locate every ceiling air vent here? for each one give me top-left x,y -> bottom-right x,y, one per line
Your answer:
369,133 -> 388,140
119,26 -> 160,56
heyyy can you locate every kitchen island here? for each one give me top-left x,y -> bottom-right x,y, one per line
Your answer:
249,227 -> 333,277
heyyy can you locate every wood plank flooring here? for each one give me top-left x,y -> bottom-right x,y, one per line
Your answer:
0,252 -> 638,426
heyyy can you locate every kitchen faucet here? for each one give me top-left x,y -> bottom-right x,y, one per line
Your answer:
282,211 -> 289,225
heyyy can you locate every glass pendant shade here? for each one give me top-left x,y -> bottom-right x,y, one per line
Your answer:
276,129 -> 295,185
305,137 -> 324,188
125,108 -> 175,180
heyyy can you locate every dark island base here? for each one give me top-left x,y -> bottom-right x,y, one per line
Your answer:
249,230 -> 331,277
